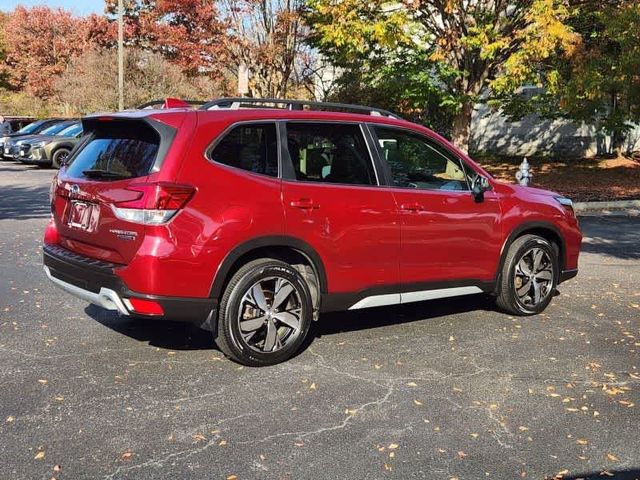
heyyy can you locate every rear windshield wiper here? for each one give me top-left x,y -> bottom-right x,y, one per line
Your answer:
82,169 -> 131,180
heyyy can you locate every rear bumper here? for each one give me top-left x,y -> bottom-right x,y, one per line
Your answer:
44,265 -> 129,314
43,243 -> 217,330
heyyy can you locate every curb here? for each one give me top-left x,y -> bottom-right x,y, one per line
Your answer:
574,199 -> 640,216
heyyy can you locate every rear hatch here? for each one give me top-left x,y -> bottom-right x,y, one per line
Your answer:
51,114 -> 191,265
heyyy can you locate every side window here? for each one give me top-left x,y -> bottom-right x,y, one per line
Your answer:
286,122 -> 376,186
210,123 -> 278,177
373,126 -> 469,191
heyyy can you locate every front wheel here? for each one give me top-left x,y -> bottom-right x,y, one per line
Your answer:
52,148 -> 71,169
215,258 -> 313,366
495,234 -> 558,315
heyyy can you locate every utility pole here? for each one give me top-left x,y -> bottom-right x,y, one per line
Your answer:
238,63 -> 249,98
118,0 -> 124,111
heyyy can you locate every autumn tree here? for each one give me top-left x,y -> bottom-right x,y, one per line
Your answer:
0,6 -> 99,98
220,0 -> 312,98
307,0 -> 580,151
0,12 -> 8,90
103,0 -> 229,77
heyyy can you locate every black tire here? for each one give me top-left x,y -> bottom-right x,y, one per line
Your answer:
51,148 -> 71,169
495,234 -> 559,316
215,258 -> 313,366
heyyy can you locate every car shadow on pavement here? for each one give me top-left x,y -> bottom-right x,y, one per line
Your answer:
314,293 -> 495,337
0,184 -> 52,220
85,305 -> 216,351
85,294 -> 497,353
561,470 -> 640,480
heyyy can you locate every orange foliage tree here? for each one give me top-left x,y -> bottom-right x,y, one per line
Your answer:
1,6 -> 106,98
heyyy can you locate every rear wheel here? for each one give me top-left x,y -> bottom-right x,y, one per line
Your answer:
215,258 -> 313,366
495,235 -> 558,315
52,148 -> 71,169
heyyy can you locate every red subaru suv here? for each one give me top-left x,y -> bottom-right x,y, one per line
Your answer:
43,98 -> 582,366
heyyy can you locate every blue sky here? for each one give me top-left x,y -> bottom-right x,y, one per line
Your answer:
0,0 -> 105,15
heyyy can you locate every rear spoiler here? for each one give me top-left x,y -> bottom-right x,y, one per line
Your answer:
136,98 -> 206,110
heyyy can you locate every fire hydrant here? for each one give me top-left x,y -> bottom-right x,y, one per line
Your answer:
515,157 -> 532,186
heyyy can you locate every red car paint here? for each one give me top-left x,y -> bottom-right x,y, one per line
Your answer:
43,106 -> 582,325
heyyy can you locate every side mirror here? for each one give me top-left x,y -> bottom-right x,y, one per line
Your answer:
471,175 -> 491,202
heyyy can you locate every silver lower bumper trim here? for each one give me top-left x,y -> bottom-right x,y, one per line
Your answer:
44,266 -> 130,315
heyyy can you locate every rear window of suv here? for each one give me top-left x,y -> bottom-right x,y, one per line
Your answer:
66,121 -> 160,180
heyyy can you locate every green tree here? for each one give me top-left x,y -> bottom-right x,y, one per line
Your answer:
498,0 -> 640,155
557,0 -> 640,154
307,0 -> 579,151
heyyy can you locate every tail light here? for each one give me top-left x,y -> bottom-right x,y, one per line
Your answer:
111,182 -> 195,225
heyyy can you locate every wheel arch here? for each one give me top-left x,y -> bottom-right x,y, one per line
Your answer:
50,144 -> 73,167
209,236 -> 328,304
495,221 -> 566,292
51,143 -> 73,156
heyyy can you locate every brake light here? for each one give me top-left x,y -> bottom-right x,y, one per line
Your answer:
111,182 -> 195,225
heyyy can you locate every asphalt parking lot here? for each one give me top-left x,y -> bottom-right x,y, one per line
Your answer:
1,162 -> 638,480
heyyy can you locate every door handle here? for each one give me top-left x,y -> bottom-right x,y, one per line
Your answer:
290,198 -> 319,210
400,202 -> 424,212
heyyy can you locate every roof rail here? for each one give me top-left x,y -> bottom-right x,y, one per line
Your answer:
136,99 -> 207,110
199,97 -> 402,119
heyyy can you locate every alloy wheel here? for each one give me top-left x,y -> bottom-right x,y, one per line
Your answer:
513,247 -> 554,307
237,276 -> 303,353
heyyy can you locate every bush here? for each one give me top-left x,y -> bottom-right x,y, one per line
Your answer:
54,48 -> 230,115
0,90 -> 52,117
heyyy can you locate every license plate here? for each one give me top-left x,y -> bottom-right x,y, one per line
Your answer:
67,201 -> 99,231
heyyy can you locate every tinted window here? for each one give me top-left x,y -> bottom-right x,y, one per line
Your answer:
16,121 -> 42,134
210,123 -> 278,177
40,122 -> 72,136
57,123 -> 82,137
66,122 -> 159,180
373,127 -> 468,191
286,123 -> 375,186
